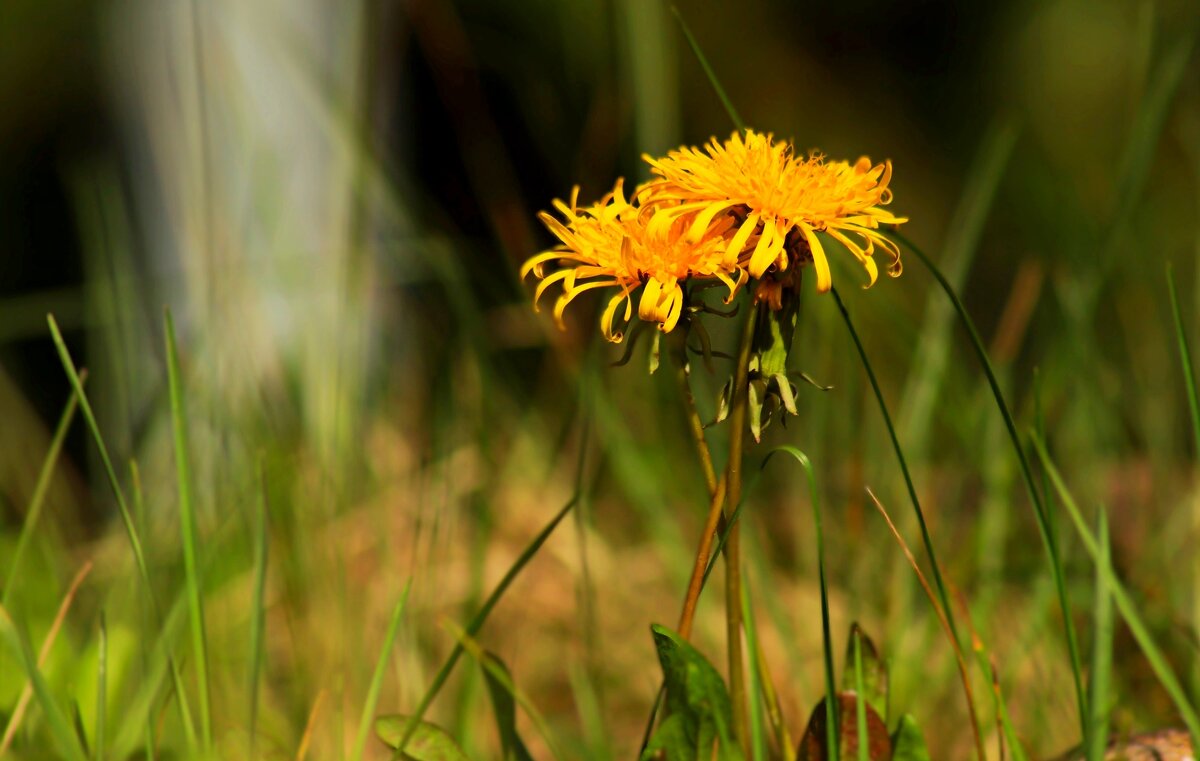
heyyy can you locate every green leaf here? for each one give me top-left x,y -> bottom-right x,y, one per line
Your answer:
481,652 -> 535,761
841,625 -> 887,726
376,715 -> 469,761
643,624 -> 744,761
754,295 -> 799,378
889,714 -> 931,761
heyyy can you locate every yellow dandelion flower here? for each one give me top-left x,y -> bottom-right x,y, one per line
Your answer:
521,180 -> 745,342
639,129 -> 907,292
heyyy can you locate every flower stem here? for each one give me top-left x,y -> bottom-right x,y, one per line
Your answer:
676,358 -> 720,496
677,477 -> 727,640
670,327 -> 725,642
724,302 -> 760,754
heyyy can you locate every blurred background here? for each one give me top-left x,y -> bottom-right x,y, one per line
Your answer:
2,0 -> 1199,758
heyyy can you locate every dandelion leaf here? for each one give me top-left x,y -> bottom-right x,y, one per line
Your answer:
375,715 -> 469,761
642,624 -> 743,761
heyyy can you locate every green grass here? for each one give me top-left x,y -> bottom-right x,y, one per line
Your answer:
164,308 -> 211,751
2,3 -> 1199,760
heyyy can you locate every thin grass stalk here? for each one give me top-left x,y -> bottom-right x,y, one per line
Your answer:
451,624 -> 568,760
295,690 -> 326,761
866,488 -> 987,761
351,582 -> 412,761
853,633 -> 868,761
0,562 -> 93,755
1033,369 -> 1056,544
1031,434 -> 1200,741
723,303 -> 760,754
895,233 -> 1089,740
677,355 -> 719,495
750,621 -> 794,761
95,611 -> 107,761
2,372 -> 85,608
829,288 -> 968,653
47,314 -> 199,748
740,580 -> 767,761
670,5 -> 744,132
1086,509 -> 1113,761
249,460 -> 270,758
766,447 -> 839,761
164,309 -> 212,749
1167,264 -> 1200,455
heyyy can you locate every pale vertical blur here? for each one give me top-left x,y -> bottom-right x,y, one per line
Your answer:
104,0 -> 379,488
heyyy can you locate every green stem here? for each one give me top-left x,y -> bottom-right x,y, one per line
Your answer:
724,303 -> 760,754
677,356 -> 719,495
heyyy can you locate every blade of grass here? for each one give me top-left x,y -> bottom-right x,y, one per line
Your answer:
351,581 -> 412,761
742,572 -> 794,761
95,611 -> 107,761
895,234 -> 1088,741
1167,264 -> 1200,455
740,580 -> 767,761
1033,368 -> 1055,543
670,5 -> 744,131
249,459 -> 270,756
853,632 -> 868,761
2,371 -> 86,608
0,561 -> 93,755
568,661 -> 612,761
393,494 -> 580,755
108,575 -> 191,758
0,605 -> 89,761
1086,508 -> 1113,761
1031,433 -> 1200,741
164,308 -> 212,749
448,623 -> 566,761
47,313 -> 199,749
764,447 -> 838,761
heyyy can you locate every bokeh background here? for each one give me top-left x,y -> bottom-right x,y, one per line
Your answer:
2,0 -> 1200,758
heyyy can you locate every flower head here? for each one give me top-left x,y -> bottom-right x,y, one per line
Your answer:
521,180 -> 745,342
639,129 -> 906,292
